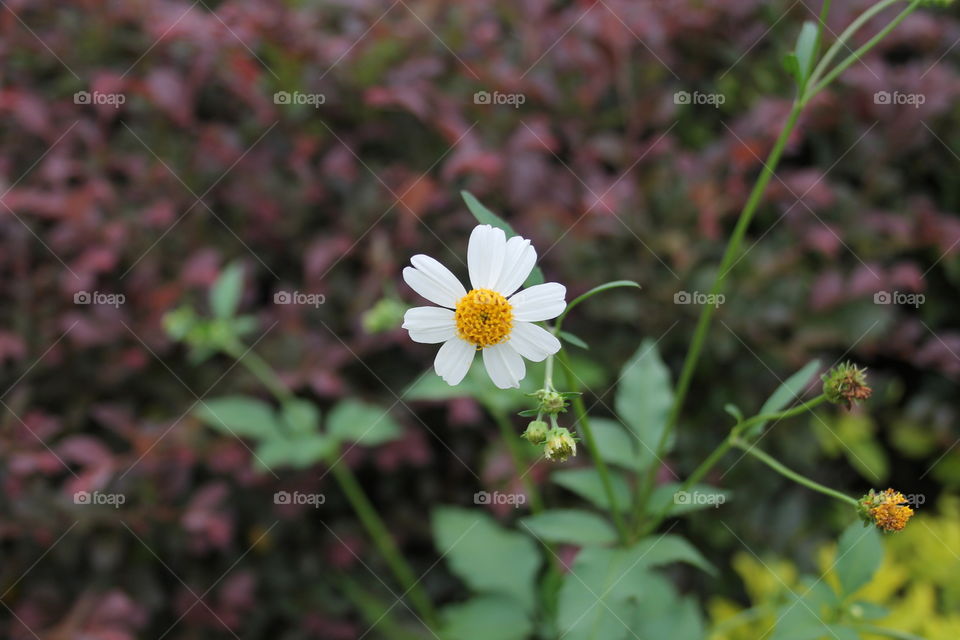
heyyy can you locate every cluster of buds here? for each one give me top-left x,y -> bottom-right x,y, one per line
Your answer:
823,361 -> 872,409
521,421 -> 577,462
857,488 -> 915,532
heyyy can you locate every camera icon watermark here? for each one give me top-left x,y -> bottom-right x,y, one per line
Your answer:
473,490 -> 526,508
473,90 -> 526,108
274,290 -> 326,308
674,291 -> 725,308
74,90 -> 126,108
674,90 -> 725,108
873,291 -> 924,308
273,91 -> 326,108
74,291 -> 126,308
74,491 -> 126,508
874,91 -> 925,109
273,490 -> 325,508
673,490 -> 725,509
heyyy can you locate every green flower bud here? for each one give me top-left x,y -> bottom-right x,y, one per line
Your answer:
522,420 -> 549,445
535,389 -> 568,415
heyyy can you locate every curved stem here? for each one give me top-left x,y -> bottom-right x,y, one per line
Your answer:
329,462 -> 440,626
733,440 -> 858,506
557,348 -> 631,543
805,0 -> 897,97
806,1 -> 919,101
736,395 -> 828,433
636,102 -> 804,520
490,407 -> 545,513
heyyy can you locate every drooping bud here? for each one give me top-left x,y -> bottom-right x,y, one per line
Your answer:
521,420 -> 549,445
544,427 -> 577,462
823,362 -> 872,409
857,488 -> 914,532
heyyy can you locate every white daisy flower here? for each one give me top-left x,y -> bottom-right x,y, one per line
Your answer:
401,224 -> 566,389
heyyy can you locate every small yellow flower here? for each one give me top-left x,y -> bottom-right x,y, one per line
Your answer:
858,488 -> 914,532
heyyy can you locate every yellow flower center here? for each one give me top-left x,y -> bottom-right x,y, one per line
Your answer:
454,288 -> 513,348
869,489 -> 914,532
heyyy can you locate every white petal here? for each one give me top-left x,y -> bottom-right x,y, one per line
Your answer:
492,236 -> 536,297
402,307 -> 456,344
434,338 -> 475,386
482,343 -> 526,389
508,322 -> 561,362
467,224 -> 506,290
509,283 -> 567,322
403,254 -> 467,308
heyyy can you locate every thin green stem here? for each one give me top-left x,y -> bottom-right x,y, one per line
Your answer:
805,0 -> 898,98
229,344 -> 439,628
636,102 -> 805,523
329,462 -> 440,626
557,348 -> 631,544
491,408 -> 545,513
639,395 -> 829,535
807,0 -> 919,101
734,440 -> 858,506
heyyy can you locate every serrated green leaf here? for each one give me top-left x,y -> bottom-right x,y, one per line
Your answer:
835,521 -> 882,597
210,262 -> 245,318
521,509 -> 617,546
590,418 -> 641,471
195,396 -> 280,439
552,468 -> 632,512
433,507 -> 541,612
614,340 -> 674,470
461,190 -> 544,286
629,533 -> 715,575
441,595 -> 532,640
327,400 -> 402,447
282,399 -> 320,435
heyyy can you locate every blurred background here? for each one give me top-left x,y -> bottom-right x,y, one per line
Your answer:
1,0 -> 959,637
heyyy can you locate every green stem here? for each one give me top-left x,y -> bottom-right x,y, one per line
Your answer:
806,0 -> 919,101
557,348 -> 631,544
329,462 -> 440,626
490,408 -> 545,513
639,395 -> 829,535
228,344 -> 439,628
636,102 -> 805,522
734,441 -> 858,506
805,0 -> 897,97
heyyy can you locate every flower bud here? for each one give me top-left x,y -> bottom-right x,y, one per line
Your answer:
544,427 -> 577,462
857,488 -> 914,532
822,361 -> 872,409
535,390 -> 568,415
522,420 -> 549,445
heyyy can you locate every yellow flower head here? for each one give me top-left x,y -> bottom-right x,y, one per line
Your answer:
858,488 -> 915,532
544,427 -> 577,463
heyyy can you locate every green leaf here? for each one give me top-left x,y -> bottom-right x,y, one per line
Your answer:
590,418 -> 641,471
441,595 -> 533,640
633,590 -> 704,640
552,468 -> 632,513
461,190 -> 544,286
209,261 -> 245,318
746,359 -> 821,437
629,533 -> 715,575
282,399 -> 320,435
195,396 -> 280,439
647,483 -> 731,517
614,340 -> 674,470
556,546 -> 646,640
432,507 -> 541,612
793,21 -> 820,90
560,330 -> 589,349
834,521 -> 882,597
254,433 -> 334,470
520,509 -> 617,546
326,400 -> 402,446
